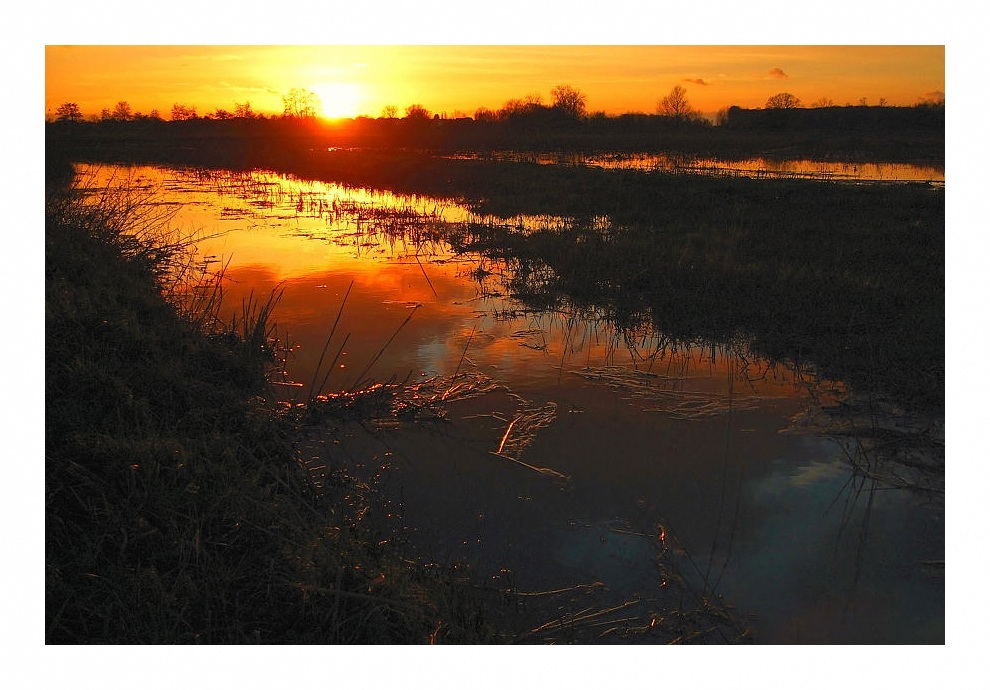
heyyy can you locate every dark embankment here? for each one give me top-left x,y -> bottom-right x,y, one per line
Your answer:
45,174 -> 500,644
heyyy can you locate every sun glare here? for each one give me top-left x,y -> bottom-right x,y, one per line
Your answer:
312,82 -> 365,119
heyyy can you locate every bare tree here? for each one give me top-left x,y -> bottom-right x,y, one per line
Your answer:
551,84 -> 587,119
234,102 -> 255,118
380,105 -> 398,119
810,97 -> 834,107
765,92 -> 802,109
282,88 -> 321,118
498,98 -> 529,119
657,85 -> 693,120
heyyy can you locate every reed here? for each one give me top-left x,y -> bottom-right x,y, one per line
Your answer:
307,279 -> 354,399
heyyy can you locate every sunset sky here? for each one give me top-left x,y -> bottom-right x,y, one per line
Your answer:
45,45 -> 944,121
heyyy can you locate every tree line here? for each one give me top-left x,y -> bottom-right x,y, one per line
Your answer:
47,82 -> 944,165
54,83 -> 942,126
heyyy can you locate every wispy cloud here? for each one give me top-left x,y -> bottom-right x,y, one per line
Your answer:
683,78 -> 710,86
920,90 -> 945,103
768,67 -> 789,79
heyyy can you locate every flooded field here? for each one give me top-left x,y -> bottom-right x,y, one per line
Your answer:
446,151 -> 945,184
76,163 -> 944,643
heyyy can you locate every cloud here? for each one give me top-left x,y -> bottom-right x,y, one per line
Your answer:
769,67 -> 789,79
682,78 -> 710,86
920,90 -> 945,103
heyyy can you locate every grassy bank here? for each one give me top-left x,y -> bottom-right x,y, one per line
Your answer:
44,177 -> 499,644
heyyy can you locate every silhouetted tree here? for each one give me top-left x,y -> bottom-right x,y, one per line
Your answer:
380,105 -> 398,119
497,94 -> 551,123
810,97 -> 834,107
473,107 -> 496,122
551,85 -> 587,119
171,104 -> 198,121
404,104 -> 431,120
282,88 -> 321,118
498,99 -> 527,120
234,102 -> 256,118
765,92 -> 802,109
55,102 -> 83,122
111,101 -> 133,121
657,85 -> 695,120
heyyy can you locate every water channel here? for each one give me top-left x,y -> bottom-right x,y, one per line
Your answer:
77,162 -> 944,643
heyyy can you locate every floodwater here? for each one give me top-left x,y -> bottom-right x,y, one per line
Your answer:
446,151 -> 945,184
78,163 -> 944,643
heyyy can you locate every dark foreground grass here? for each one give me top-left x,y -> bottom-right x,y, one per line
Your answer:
45,180 -> 500,644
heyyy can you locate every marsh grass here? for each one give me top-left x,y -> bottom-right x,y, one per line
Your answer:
45,177 -> 502,643
450,182 -> 944,414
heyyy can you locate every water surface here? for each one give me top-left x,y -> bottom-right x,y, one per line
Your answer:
446,151 -> 945,184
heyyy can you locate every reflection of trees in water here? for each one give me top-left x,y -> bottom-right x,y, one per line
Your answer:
793,385 -> 945,500
784,381 -> 944,629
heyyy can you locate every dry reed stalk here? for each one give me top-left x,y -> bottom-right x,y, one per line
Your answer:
487,400 -> 566,479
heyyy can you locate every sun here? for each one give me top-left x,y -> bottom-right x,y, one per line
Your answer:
311,82 -> 365,119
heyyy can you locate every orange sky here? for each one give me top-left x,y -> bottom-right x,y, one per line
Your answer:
45,45 -> 944,120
